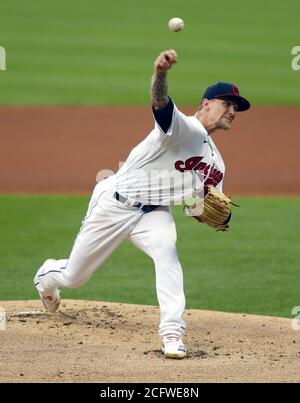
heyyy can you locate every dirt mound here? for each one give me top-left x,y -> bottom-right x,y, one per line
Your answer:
0,300 -> 299,383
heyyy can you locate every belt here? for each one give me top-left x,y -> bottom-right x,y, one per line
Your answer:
114,192 -> 159,213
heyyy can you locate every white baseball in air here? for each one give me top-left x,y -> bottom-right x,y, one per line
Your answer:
168,17 -> 184,32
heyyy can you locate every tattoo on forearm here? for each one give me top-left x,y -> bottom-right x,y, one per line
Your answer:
151,71 -> 168,109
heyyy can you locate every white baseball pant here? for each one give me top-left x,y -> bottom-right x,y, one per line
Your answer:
34,180 -> 186,337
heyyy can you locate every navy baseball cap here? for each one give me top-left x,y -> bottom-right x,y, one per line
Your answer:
202,82 -> 250,112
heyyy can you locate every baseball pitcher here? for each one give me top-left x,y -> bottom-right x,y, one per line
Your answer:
34,49 -> 250,359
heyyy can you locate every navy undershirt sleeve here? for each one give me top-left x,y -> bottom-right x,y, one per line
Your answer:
152,97 -> 174,134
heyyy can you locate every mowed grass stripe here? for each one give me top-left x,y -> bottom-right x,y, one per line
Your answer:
0,0 -> 299,105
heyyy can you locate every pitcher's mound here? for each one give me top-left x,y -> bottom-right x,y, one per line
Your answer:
0,300 -> 299,383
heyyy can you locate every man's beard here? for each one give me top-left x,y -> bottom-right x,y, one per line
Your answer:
218,119 -> 231,130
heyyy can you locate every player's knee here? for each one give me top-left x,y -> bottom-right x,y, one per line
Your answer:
153,222 -> 176,246
66,279 -> 82,289
151,237 -> 178,263
62,273 -> 86,289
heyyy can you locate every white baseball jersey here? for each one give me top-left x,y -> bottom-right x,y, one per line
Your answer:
34,97 -> 226,341
113,99 -> 225,205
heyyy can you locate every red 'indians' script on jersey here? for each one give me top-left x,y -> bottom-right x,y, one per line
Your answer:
174,156 -> 223,187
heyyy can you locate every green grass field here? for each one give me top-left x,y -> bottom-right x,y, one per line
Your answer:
0,0 -> 299,106
0,195 -> 299,318
0,1 -> 299,320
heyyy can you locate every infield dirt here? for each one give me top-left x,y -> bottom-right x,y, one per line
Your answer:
1,300 -> 300,383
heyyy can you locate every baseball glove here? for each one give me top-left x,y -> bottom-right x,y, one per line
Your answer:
184,185 -> 239,232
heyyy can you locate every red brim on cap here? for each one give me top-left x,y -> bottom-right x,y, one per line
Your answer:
215,95 -> 251,112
